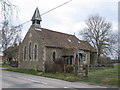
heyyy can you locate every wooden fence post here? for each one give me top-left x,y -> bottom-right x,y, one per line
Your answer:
85,64 -> 89,77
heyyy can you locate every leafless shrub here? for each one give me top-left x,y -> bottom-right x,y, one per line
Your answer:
44,60 -> 63,73
54,57 -> 65,70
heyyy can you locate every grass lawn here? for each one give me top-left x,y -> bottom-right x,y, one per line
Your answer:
6,63 -> 119,87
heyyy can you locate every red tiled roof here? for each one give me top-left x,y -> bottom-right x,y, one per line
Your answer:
33,27 -> 96,52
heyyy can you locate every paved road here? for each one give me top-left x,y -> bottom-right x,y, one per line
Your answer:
1,69 -> 107,88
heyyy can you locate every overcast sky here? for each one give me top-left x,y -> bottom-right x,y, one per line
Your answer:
11,0 -> 118,39
0,0 -> 119,56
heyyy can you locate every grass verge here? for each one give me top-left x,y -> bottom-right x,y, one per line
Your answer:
0,63 -> 10,67
6,63 -> 119,87
6,67 -> 79,81
81,63 -> 119,87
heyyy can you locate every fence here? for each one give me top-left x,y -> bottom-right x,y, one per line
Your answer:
76,63 -> 117,77
88,63 -> 119,81
89,64 -> 114,68
75,65 -> 89,77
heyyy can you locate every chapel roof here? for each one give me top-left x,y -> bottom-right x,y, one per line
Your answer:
32,27 -> 96,52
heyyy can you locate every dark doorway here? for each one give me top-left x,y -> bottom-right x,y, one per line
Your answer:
70,55 -> 73,65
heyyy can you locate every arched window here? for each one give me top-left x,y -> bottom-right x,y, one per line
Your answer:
32,20 -> 35,24
37,20 -> 40,24
34,44 -> 37,60
53,51 -> 56,60
24,46 -> 26,60
29,42 -> 32,60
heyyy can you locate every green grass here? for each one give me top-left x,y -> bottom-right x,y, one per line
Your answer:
0,63 -> 10,67
7,67 -> 79,81
0,64 -> 2,67
81,63 -> 119,87
6,63 -> 120,87
41,72 -> 79,81
7,68 -> 42,75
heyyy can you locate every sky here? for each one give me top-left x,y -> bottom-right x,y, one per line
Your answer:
0,0 -> 119,56
12,0 -> 119,39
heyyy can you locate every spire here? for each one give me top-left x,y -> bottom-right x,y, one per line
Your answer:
31,7 -> 42,28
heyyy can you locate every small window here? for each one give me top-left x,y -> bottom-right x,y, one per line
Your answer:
53,51 -> 56,60
29,42 -> 32,60
32,20 -> 35,24
34,44 -> 37,60
37,20 -> 40,24
67,39 -> 71,42
24,46 -> 27,60
78,41 -> 80,44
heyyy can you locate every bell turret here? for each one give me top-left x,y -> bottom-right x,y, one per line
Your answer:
31,7 -> 42,28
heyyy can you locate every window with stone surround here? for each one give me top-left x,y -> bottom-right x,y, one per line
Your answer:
53,51 -> 56,60
34,44 -> 37,60
29,42 -> 32,60
24,46 -> 27,60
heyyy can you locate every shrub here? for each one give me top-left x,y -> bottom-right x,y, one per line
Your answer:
44,60 -> 63,73
99,56 -> 111,64
54,57 -> 68,72
52,63 -> 62,73
44,61 -> 53,72
54,58 -> 65,68
65,65 -> 74,73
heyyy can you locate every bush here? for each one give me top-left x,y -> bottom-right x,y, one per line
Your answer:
44,61 -> 53,72
65,65 -> 74,73
99,56 -> 111,64
44,60 -> 63,73
52,63 -> 62,73
54,57 -> 65,68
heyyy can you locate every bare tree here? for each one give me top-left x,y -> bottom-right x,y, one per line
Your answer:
119,32 -> 120,60
2,21 -> 21,50
0,0 -> 22,50
80,15 -> 118,64
0,30 -> 2,53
